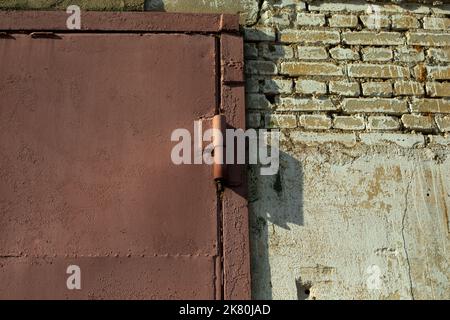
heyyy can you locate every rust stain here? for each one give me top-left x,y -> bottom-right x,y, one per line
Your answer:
364,166 -> 402,202
416,63 -> 427,82
437,171 -> 450,234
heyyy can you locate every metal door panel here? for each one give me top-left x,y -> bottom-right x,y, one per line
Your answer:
0,256 -> 216,299
0,11 -> 249,300
1,33 -> 218,257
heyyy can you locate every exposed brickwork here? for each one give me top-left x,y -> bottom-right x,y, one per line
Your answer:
436,115 -> 450,132
394,81 -> 425,96
245,0 -> 450,136
299,114 -> 332,129
426,82 -> 450,97
401,114 -> 436,132
362,82 -> 393,97
333,116 -> 366,131
262,79 -> 293,94
296,79 -> 327,95
265,114 -> 297,128
368,115 -> 401,131
342,98 -> 408,114
330,81 -> 360,96
3,0 -> 448,139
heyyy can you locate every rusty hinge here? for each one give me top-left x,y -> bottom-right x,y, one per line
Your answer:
212,114 -> 226,182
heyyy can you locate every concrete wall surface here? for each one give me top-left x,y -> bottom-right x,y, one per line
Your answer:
250,135 -> 450,299
1,0 -> 449,299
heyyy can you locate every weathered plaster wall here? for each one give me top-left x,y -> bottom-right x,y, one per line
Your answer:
239,0 -> 450,300
250,135 -> 450,299
1,0 -> 449,299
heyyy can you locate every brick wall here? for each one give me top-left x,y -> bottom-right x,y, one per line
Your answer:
245,1 -> 450,137
2,1 -> 448,139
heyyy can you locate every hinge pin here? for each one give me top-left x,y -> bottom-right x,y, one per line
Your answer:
212,114 -> 226,182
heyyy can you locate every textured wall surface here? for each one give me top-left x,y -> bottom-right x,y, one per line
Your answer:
250,135 -> 450,299
244,1 -> 450,135
1,0 -> 449,299
241,0 -> 450,300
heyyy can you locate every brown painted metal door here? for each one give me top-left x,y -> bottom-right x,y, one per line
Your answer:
0,12 -> 250,300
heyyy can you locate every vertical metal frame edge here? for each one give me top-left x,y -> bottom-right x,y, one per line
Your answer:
220,32 -> 251,300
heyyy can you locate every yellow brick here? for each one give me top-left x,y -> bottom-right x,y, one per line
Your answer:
280,30 -> 340,44
401,114 -> 435,132
394,81 -> 425,96
281,62 -> 343,76
348,64 -> 410,79
426,82 -> 450,97
411,99 -> 450,114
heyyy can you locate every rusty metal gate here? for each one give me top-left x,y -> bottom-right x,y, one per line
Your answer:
0,11 -> 249,300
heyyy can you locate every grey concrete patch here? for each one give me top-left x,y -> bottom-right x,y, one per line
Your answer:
250,141 -> 450,299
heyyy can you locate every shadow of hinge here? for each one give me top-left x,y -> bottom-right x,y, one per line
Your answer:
213,114 -> 226,184
30,32 -> 59,39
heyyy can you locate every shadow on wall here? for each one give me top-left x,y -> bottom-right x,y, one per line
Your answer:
244,22 -> 308,298
144,0 -> 165,11
249,151 -> 304,299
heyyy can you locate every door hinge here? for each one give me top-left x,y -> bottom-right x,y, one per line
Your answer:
212,114 -> 226,183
